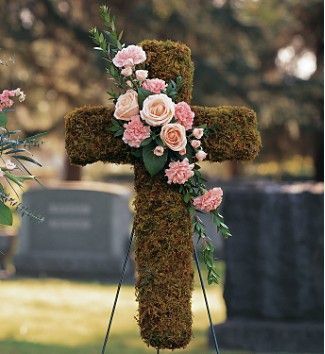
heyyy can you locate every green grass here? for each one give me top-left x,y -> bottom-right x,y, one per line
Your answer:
0,276 -> 233,354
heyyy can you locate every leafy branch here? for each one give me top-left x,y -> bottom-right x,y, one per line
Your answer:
90,5 -> 127,94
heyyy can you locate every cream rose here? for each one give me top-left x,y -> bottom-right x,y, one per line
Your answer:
140,94 -> 174,126
160,123 -> 187,152
114,90 -> 139,121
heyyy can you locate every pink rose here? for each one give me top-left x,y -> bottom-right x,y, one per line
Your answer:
193,188 -> 223,212
160,123 -> 187,152
121,67 -> 133,76
191,139 -> 201,149
179,148 -> 187,156
196,150 -> 207,161
122,115 -> 151,148
154,145 -> 165,156
135,70 -> 148,81
175,101 -> 195,130
114,90 -> 139,121
192,128 -> 204,139
165,158 -> 194,185
112,45 -> 146,68
142,79 -> 167,94
140,94 -> 174,126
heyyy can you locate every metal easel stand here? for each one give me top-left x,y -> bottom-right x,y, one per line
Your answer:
100,226 -> 220,354
101,225 -> 135,354
193,246 -> 221,354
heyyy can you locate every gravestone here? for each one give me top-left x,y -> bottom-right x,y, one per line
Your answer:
15,181 -> 133,279
211,182 -> 324,353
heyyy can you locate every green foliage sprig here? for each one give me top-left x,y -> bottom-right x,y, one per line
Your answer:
90,5 -> 127,94
0,115 -> 45,225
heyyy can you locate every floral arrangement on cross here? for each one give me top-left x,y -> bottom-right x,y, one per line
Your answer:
91,8 -> 231,284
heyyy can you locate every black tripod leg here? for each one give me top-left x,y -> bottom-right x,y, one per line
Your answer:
101,226 -> 135,354
193,246 -> 221,354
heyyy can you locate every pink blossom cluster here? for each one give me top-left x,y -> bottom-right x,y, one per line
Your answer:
112,45 -> 146,68
122,115 -> 151,148
193,188 -> 223,212
175,101 -> 194,130
142,79 -> 167,94
112,44 -> 209,186
0,90 -> 15,112
165,158 -> 194,184
0,88 -> 26,112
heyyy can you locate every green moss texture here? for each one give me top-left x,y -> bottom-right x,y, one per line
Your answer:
65,105 -> 134,166
134,163 -> 193,349
193,105 -> 261,162
65,40 -> 261,350
141,40 -> 194,103
65,105 -> 260,166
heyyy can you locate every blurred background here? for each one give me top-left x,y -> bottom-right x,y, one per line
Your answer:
0,1 -> 323,354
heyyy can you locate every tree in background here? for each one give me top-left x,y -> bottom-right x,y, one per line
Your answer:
0,0 -> 322,180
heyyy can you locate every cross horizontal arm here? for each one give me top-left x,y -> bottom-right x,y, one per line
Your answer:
65,105 -> 134,166
193,105 -> 261,162
65,105 -> 261,166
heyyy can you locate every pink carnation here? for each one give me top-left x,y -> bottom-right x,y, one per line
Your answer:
175,102 -> 195,130
142,79 -> 167,94
193,188 -> 223,212
0,89 -> 15,112
122,115 -> 151,148
165,158 -> 194,185
112,45 -> 146,68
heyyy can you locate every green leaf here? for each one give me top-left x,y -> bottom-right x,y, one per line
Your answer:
140,137 -> 153,147
142,144 -> 168,176
0,202 -> 13,226
4,172 -> 23,187
131,149 -> 142,158
113,130 -> 123,137
0,113 -> 8,127
137,88 -> 152,107
183,192 -> 191,203
12,155 -> 42,167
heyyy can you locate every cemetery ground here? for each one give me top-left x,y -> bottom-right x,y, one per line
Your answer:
0,263 -> 233,354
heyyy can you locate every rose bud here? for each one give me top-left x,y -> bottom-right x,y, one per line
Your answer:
196,150 -> 207,161
191,139 -> 201,149
192,128 -> 204,139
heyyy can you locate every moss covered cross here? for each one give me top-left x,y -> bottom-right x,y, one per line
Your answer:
65,40 -> 261,350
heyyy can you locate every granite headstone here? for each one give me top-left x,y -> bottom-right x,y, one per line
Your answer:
211,182 -> 324,353
15,182 -> 133,279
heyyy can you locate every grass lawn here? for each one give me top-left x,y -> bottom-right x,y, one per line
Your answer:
0,274 -> 240,354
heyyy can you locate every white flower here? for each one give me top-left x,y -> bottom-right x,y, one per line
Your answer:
114,90 -> 139,121
196,150 -> 207,161
5,160 -> 16,170
121,67 -> 133,77
14,88 -> 26,102
192,128 -> 204,139
135,70 -> 148,81
140,94 -> 174,126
